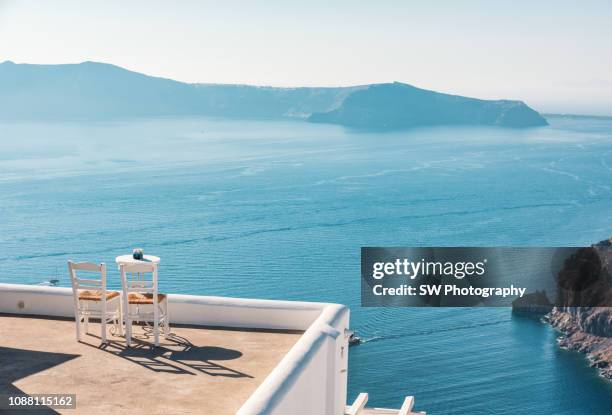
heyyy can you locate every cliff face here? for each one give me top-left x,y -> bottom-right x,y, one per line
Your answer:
547,308 -> 612,380
308,82 -> 548,129
546,238 -> 612,380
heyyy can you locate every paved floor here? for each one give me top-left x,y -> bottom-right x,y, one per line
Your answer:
0,314 -> 302,414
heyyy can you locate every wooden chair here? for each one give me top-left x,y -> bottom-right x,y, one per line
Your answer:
68,261 -> 122,343
119,262 -> 170,347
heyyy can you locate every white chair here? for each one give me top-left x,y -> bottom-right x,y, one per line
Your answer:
68,261 -> 122,343
120,262 -> 170,347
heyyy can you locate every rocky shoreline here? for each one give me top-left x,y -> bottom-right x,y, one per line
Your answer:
545,307 -> 612,381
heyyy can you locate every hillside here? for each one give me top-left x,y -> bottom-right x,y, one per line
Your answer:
0,61 -> 355,119
0,61 -> 546,128
308,82 -> 547,128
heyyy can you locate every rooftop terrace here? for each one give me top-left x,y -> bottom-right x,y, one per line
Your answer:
0,314 -> 302,414
0,283 -> 423,415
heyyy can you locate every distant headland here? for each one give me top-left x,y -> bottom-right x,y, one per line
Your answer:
309,82 -> 547,128
0,60 -> 547,128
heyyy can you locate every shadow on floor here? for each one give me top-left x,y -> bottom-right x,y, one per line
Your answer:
0,346 -> 80,414
85,325 -> 252,378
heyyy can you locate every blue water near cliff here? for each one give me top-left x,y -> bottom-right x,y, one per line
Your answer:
1,116 -> 612,414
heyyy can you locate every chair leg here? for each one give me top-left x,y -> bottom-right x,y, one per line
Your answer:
124,300 -> 132,347
117,303 -> 124,336
101,316 -> 107,343
84,315 -> 89,333
126,314 -> 132,347
74,299 -> 82,342
101,298 -> 108,343
75,314 -> 82,341
163,301 -> 170,337
154,306 -> 160,347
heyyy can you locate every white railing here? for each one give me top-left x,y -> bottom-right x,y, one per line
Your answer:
345,393 -> 425,415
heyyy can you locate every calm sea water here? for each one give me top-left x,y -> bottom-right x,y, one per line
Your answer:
1,116 -> 611,414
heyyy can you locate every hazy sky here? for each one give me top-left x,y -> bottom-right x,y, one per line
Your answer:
1,0 -> 611,115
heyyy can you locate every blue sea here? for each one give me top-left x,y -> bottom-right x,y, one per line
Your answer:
1,116 -> 611,414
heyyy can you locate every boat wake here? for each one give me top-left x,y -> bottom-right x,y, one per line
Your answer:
359,320 -> 510,344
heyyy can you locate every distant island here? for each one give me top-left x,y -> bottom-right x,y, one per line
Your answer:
309,82 -> 547,128
0,60 -> 547,128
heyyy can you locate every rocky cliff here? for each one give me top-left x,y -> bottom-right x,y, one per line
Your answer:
546,238 -> 612,380
547,308 -> 612,380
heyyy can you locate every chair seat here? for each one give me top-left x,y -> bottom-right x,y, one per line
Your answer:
78,290 -> 120,301
127,292 -> 167,305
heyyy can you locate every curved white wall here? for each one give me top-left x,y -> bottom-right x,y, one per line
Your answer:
0,283 -> 326,330
237,304 -> 350,415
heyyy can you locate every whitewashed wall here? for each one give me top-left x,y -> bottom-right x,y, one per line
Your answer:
0,283 -> 350,415
237,304 -> 350,415
0,283 -> 325,330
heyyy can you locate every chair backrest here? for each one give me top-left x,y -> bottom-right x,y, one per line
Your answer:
120,262 -> 159,306
68,261 -> 107,305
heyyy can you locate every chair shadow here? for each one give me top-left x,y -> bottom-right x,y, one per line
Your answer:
0,346 -> 80,414
84,326 -> 252,379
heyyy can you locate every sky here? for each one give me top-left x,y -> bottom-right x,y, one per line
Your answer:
1,0 -> 611,115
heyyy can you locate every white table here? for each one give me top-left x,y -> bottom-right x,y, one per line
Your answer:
115,254 -> 160,268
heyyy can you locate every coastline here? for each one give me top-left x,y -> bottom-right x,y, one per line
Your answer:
545,308 -> 612,381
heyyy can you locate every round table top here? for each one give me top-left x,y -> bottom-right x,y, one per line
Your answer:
115,254 -> 160,265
